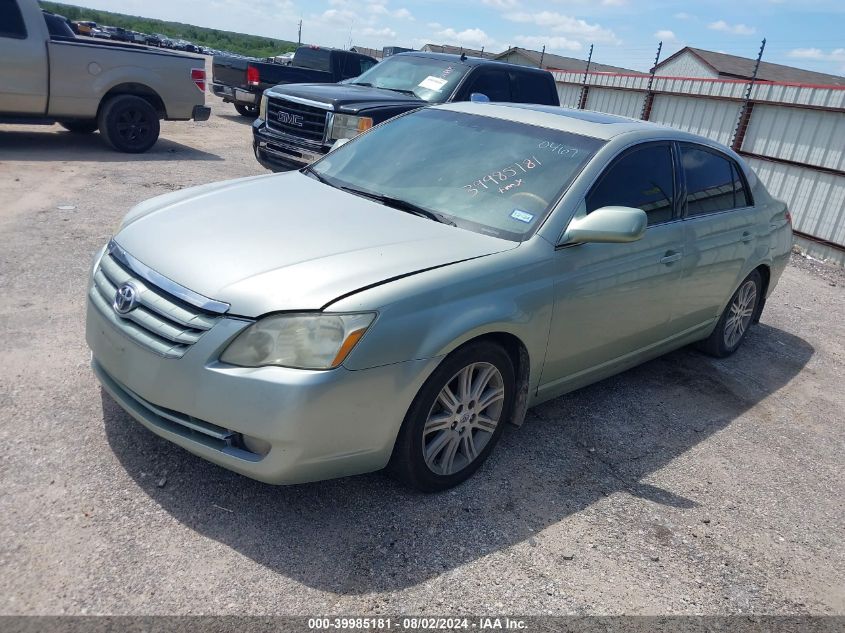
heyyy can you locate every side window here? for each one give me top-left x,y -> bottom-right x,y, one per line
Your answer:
732,162 -> 752,208
359,58 -> 377,75
466,70 -> 511,102
0,0 -> 27,39
586,144 -> 676,226
511,72 -> 553,104
681,145 -> 750,216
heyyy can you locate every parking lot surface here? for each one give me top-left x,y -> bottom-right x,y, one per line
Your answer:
1,90 -> 843,616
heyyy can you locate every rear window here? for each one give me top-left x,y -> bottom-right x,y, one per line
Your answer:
293,47 -> 332,72
512,72 -> 555,104
0,0 -> 27,39
681,145 -> 751,216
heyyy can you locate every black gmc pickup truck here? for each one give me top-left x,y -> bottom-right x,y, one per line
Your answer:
212,46 -> 378,117
252,52 -> 561,171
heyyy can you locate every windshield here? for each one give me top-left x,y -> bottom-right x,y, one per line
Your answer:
349,56 -> 470,103
311,108 -> 604,241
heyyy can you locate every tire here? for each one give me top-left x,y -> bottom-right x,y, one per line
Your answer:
388,341 -> 515,492
697,270 -> 762,358
59,120 -> 98,134
98,95 -> 160,153
235,103 -> 258,117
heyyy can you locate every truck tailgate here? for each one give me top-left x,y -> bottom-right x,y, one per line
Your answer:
213,56 -> 248,88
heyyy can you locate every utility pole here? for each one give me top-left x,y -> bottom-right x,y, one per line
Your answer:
640,40 -> 663,120
539,45 -> 545,68
731,37 -> 766,151
297,19 -> 302,47
578,44 -> 593,109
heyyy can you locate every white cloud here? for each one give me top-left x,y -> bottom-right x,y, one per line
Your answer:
788,47 -> 845,61
482,0 -> 521,8
513,35 -> 582,52
505,11 -> 618,44
434,27 -> 496,49
362,26 -> 397,39
654,30 -> 676,42
393,8 -> 413,19
673,12 -> 693,20
708,20 -> 756,35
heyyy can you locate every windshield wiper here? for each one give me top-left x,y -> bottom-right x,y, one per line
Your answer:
339,185 -> 456,226
301,164 -> 333,186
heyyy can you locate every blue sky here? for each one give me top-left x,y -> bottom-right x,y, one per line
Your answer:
69,0 -> 845,76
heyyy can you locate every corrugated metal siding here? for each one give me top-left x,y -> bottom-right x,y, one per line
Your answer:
747,157 -> 845,247
556,83 -> 582,108
657,52 -> 719,79
742,105 -> 844,171
585,87 -> 644,118
649,94 -> 741,145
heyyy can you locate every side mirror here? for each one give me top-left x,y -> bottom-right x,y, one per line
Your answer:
560,206 -> 647,245
470,93 -> 490,103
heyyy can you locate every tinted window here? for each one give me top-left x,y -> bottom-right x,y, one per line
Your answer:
512,72 -> 553,104
681,145 -> 750,216
467,69 -> 511,102
293,47 -> 332,72
359,58 -> 377,75
0,0 -> 27,39
43,12 -> 74,38
586,144 -> 676,225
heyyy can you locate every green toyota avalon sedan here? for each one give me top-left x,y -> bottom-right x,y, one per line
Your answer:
86,102 -> 792,491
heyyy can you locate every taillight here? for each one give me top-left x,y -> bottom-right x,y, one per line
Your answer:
191,68 -> 206,92
247,65 -> 260,86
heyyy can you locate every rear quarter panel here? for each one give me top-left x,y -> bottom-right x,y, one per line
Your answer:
46,41 -> 205,119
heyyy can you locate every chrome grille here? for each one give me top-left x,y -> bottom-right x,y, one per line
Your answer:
266,97 -> 329,143
89,252 -> 219,358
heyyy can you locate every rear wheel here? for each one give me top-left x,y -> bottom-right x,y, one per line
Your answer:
697,270 -> 762,357
60,120 -> 98,134
389,341 -> 515,492
98,95 -> 160,153
235,103 -> 258,117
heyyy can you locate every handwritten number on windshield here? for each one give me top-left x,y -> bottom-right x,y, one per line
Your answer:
463,156 -> 542,196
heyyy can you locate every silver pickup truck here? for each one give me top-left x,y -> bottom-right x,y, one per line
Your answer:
0,0 -> 211,153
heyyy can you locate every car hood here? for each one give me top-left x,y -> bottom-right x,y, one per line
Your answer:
114,172 -> 516,317
268,82 -> 427,113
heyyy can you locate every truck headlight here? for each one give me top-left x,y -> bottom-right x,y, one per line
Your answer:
329,114 -> 373,141
259,93 -> 268,121
220,313 -> 376,369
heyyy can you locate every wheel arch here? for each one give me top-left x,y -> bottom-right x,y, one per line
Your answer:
98,83 -> 167,119
752,263 -> 771,323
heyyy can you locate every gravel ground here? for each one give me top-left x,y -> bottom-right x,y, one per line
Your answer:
0,87 -> 843,617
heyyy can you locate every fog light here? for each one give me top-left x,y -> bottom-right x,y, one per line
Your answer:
241,434 -> 271,457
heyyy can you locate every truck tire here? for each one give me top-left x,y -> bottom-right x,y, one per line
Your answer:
98,95 -> 160,153
235,103 -> 258,118
60,120 -> 98,134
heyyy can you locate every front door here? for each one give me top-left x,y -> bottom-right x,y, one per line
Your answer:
0,0 -> 48,115
539,142 -> 686,397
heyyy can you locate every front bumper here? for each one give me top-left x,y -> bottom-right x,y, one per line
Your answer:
252,121 -> 328,172
87,295 -> 441,484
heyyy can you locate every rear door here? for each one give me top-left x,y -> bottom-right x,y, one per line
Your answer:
458,68 -> 511,102
0,0 -> 48,114
672,143 -> 759,332
540,142 -> 686,393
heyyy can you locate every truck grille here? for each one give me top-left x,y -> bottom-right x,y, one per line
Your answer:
89,252 -> 219,359
266,97 -> 329,143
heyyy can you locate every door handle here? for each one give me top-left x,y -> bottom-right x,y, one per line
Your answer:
740,231 -> 754,243
659,251 -> 682,264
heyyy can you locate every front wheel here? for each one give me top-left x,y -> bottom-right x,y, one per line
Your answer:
98,95 -> 160,153
697,270 -> 762,357
389,342 -> 515,492
235,103 -> 258,117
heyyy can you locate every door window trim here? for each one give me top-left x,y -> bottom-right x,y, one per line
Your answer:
0,0 -> 28,39
676,141 -> 755,220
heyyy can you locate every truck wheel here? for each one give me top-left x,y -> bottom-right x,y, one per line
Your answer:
235,103 -> 258,118
60,120 -> 98,134
98,95 -> 160,153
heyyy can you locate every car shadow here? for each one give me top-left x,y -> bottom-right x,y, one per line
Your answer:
215,113 -> 257,126
0,129 -> 222,162
101,323 -> 813,593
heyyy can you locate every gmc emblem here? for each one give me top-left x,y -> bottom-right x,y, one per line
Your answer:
277,111 -> 304,127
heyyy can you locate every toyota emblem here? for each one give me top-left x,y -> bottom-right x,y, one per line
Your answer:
113,282 -> 139,315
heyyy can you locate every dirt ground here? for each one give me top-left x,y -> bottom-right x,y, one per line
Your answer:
0,85 -> 843,617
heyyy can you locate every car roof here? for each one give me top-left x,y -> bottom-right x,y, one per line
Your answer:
436,101 -> 683,141
390,51 -> 551,74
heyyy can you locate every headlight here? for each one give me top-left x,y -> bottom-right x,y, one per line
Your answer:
220,312 -> 376,369
329,113 -> 373,141
259,93 -> 268,121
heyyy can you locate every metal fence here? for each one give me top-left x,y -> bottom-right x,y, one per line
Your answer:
553,70 -> 845,265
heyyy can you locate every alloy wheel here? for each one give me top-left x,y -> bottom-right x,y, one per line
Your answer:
724,279 -> 757,348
